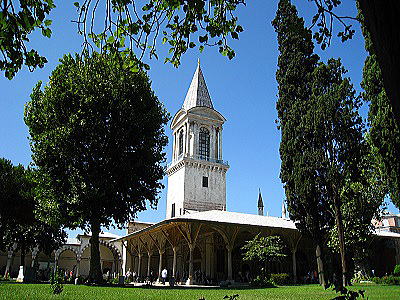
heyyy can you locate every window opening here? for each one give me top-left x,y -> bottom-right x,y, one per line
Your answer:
199,127 -> 210,159
202,176 -> 208,187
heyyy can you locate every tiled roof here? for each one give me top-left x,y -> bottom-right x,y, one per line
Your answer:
182,62 -> 214,110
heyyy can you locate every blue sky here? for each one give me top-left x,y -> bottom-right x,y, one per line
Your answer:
1,1 -> 398,238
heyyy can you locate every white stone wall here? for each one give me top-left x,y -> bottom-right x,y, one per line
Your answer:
184,162 -> 227,212
166,165 -> 185,218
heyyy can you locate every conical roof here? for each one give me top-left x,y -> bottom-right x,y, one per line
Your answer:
182,60 -> 214,110
258,189 -> 264,208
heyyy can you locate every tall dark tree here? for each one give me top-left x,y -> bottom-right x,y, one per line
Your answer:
24,52 -> 169,283
0,158 -> 65,276
272,0 -> 330,286
309,59 -> 367,286
360,9 -> 400,210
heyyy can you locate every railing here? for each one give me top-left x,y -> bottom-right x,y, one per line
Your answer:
167,154 -> 229,169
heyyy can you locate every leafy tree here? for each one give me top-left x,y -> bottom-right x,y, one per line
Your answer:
330,138 -> 385,273
0,158 -> 65,272
1,0 -> 245,79
0,0 -> 55,79
274,0 -> 380,288
24,51 -> 169,283
360,8 -> 400,210
272,0 -> 331,286
308,58 -> 371,286
242,234 -> 286,276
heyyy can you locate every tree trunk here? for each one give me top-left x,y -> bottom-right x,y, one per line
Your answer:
333,196 -> 347,287
89,220 -> 103,284
315,244 -> 325,287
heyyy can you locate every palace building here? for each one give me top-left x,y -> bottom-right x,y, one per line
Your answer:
2,62 -> 400,283
111,62 -> 400,284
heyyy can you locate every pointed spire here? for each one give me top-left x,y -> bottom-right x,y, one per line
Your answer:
258,188 -> 264,208
258,188 -> 264,216
182,61 -> 214,110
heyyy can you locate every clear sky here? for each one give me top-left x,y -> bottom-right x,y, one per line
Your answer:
1,1 -> 398,238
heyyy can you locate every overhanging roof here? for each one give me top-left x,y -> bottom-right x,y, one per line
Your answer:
111,210 -> 297,242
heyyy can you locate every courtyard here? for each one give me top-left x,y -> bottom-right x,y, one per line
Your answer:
0,283 -> 399,300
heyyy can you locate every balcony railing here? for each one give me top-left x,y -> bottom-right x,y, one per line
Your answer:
167,154 -> 229,169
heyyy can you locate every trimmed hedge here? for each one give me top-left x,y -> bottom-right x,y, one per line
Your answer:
371,276 -> 400,285
270,273 -> 291,285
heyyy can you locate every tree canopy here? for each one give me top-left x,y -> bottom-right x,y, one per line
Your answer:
273,0 -> 384,288
1,0 -> 245,79
242,234 -> 286,275
360,9 -> 400,210
0,158 -> 66,271
24,51 -> 169,282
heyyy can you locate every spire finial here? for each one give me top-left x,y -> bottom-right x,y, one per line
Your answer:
258,188 -> 264,216
198,57 -> 200,66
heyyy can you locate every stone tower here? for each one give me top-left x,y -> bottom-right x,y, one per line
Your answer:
258,189 -> 264,216
166,62 -> 229,218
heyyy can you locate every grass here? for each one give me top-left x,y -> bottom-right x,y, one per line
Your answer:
0,282 -> 399,300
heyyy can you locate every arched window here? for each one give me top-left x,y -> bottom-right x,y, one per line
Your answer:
178,130 -> 184,155
199,127 -> 210,159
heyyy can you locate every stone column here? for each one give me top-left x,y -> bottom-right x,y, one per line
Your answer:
172,246 -> 177,278
158,249 -> 164,282
226,245 -> 233,282
193,122 -> 198,156
31,246 -> 39,268
185,122 -> 189,156
292,249 -> 297,283
75,258 -> 81,277
4,243 -> 17,279
137,253 -> 142,278
147,251 -> 152,277
186,245 -> 194,285
219,127 -> 223,160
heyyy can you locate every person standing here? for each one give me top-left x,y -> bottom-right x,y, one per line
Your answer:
161,268 -> 167,285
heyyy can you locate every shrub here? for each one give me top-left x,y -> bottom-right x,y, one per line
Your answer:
371,275 -> 400,285
370,277 -> 381,284
394,264 -> 400,276
250,275 -> 275,287
269,273 -> 291,285
50,267 -> 64,295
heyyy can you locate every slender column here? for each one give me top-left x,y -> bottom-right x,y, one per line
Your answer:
4,243 -> 17,279
147,251 -> 152,277
185,122 -> 189,155
31,246 -> 39,268
76,258 -> 81,277
172,246 -> 177,277
226,245 -> 233,281
219,127 -> 223,160
158,249 -> 164,282
186,245 -> 194,285
193,123 -> 198,156
137,253 -> 142,278
292,249 -> 297,283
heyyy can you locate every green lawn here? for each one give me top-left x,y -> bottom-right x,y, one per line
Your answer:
0,283 -> 399,300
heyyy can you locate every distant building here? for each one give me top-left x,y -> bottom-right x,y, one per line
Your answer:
374,213 -> 400,233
